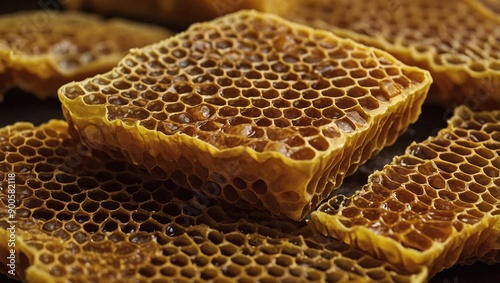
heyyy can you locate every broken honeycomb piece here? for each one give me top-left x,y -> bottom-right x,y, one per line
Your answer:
267,0 -> 500,109
58,10 -> 432,220
0,11 -> 172,101
312,105 -> 500,277
64,0 -> 267,30
0,120 -> 428,283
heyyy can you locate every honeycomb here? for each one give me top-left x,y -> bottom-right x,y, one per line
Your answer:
0,11 -> 172,101
312,105 -> 500,277
64,0 -> 266,30
266,0 -> 500,109
58,10 -> 432,221
0,120 -> 429,283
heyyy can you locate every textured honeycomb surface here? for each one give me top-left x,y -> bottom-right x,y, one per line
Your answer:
312,106 -> 500,277
64,0 -> 266,30
0,120 -> 428,283
267,0 -> 500,109
58,10 -> 432,220
0,11 -> 172,101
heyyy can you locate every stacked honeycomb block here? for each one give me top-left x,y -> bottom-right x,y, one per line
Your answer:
0,120 -> 428,283
0,11 -> 172,100
58,10 -> 432,220
312,106 -> 500,277
267,0 -> 500,109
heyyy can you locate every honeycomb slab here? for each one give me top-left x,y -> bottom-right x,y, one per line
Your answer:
59,10 -> 432,220
267,0 -> 500,109
0,120 -> 428,283
0,11 -> 172,100
312,106 -> 500,277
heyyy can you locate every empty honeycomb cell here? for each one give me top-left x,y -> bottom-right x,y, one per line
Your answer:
0,11 -> 172,101
312,106 -> 500,278
58,10 -> 432,220
0,120 -> 431,283
267,0 -> 500,109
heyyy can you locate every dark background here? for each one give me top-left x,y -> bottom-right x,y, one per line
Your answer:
0,1 -> 499,282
